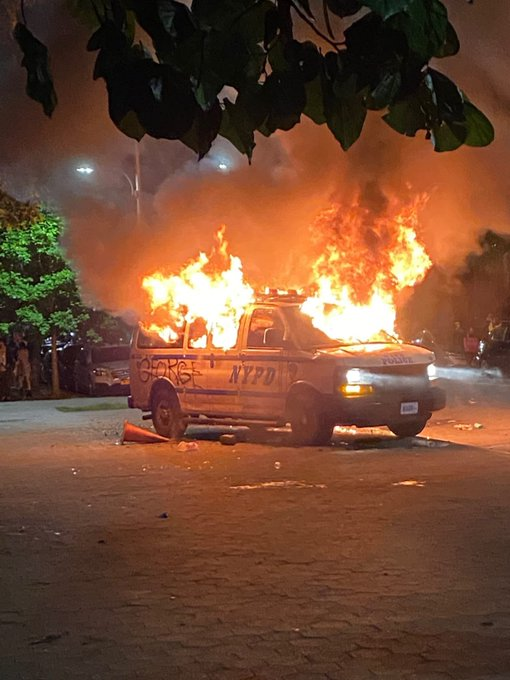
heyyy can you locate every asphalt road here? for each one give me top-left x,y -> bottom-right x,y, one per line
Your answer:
1,383 -> 510,680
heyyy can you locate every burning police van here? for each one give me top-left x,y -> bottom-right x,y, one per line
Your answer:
128,294 -> 445,445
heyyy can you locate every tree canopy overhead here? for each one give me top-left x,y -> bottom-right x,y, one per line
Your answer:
14,0 -> 494,160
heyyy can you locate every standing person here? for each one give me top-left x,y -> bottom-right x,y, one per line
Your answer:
452,321 -> 465,354
15,341 -> 32,398
0,338 -> 8,401
463,327 -> 479,366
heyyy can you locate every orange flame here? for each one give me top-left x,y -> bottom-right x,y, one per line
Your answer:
142,226 -> 254,350
301,194 -> 432,342
141,195 -> 432,348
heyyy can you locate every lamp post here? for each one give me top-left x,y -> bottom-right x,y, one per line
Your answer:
75,141 -> 141,222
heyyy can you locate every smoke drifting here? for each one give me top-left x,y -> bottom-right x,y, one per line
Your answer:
1,1 -> 509,321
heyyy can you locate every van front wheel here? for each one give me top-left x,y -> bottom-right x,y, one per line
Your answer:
152,388 -> 186,440
289,393 -> 333,446
388,418 -> 428,438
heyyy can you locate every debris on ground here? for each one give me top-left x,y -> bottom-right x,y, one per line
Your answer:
412,438 -> 449,448
176,441 -> 199,452
453,422 -> 484,431
230,480 -> 326,490
274,461 -> 281,470
30,632 -> 66,646
158,512 -> 169,519
392,480 -> 426,487
219,434 -> 237,446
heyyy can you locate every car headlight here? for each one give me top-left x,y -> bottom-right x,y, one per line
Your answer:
93,367 -> 108,377
427,363 -> 437,380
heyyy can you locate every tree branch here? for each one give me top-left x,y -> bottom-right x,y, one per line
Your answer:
290,0 -> 344,51
322,0 -> 336,41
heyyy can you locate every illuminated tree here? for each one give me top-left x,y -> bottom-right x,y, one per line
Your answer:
14,0 -> 493,160
0,193 -> 88,396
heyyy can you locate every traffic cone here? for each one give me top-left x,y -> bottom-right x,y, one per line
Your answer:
120,420 -> 170,444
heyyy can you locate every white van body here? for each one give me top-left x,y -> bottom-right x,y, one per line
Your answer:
128,299 -> 445,444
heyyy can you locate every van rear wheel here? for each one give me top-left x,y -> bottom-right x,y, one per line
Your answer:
289,393 -> 333,446
152,388 -> 186,439
388,418 -> 428,438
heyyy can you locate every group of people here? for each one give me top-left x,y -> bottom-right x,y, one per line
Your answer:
0,334 -> 32,401
452,314 -> 501,366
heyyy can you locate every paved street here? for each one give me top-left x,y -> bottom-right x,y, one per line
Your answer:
1,384 -> 510,680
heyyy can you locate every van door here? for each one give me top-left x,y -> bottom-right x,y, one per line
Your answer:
238,307 -> 286,419
197,321 -> 241,417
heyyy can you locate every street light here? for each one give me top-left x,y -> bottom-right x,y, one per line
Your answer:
76,165 -> 94,175
74,141 -> 141,223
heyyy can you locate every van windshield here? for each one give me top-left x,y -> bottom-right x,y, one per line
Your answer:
91,346 -> 130,364
284,307 -> 342,349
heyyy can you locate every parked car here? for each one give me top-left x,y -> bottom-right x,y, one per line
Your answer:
476,321 -> 510,375
74,345 -> 130,395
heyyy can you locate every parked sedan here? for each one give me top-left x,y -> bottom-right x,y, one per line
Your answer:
73,345 -> 130,395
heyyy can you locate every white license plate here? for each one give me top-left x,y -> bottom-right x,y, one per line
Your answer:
400,401 -> 419,415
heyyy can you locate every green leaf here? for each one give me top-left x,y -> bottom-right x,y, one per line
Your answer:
387,0 -> 448,60
180,101 -> 223,159
303,73 -> 326,125
434,21 -> 460,58
219,98 -> 256,160
324,74 -> 367,150
326,0 -> 362,18
132,0 -> 196,57
13,23 -> 57,117
363,0 -> 413,20
258,72 -> 306,135
368,70 -> 402,109
284,41 -> 322,83
106,60 -> 197,140
431,119 -> 467,152
382,94 -> 426,136
116,110 -> 146,141
264,6 -> 280,49
425,69 -> 463,122
65,0 -> 103,30
463,101 -> 495,147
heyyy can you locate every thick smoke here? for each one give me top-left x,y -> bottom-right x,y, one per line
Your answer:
1,1 -> 509,322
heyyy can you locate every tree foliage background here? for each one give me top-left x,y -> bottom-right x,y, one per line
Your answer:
0,195 -> 87,343
14,0 -> 494,161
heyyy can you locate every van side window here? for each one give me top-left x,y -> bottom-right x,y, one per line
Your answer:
137,326 -> 184,349
187,318 -> 208,349
247,309 -> 284,348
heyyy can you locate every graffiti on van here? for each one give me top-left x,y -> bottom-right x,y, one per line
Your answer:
137,357 -> 204,388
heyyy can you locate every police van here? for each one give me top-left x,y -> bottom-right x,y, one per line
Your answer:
128,296 -> 445,445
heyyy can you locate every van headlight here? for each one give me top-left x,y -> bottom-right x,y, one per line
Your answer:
346,368 -> 362,383
338,367 -> 373,397
427,363 -> 437,380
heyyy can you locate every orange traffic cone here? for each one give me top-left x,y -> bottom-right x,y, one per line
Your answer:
120,420 -> 170,444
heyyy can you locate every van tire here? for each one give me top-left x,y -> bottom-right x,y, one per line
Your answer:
288,392 -> 333,446
388,418 -> 428,438
152,387 -> 186,440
